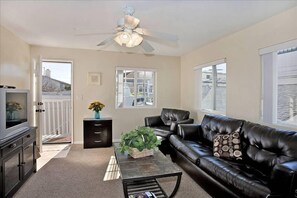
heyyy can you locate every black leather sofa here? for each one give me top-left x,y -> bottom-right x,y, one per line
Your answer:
169,114 -> 297,198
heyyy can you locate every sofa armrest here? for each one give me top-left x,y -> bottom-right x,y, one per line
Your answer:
271,161 -> 297,197
170,118 -> 194,132
144,116 -> 164,127
177,124 -> 201,141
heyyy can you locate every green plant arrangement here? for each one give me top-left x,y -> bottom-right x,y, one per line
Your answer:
118,126 -> 161,158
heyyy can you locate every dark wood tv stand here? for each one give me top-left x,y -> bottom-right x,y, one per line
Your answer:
0,127 -> 37,198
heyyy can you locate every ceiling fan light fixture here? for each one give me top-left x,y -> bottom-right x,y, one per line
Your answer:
126,33 -> 143,48
120,32 -> 131,44
114,32 -> 131,46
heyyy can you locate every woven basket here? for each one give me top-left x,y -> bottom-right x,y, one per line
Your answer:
128,148 -> 154,159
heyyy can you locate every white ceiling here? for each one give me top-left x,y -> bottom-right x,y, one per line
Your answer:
1,1 -> 296,56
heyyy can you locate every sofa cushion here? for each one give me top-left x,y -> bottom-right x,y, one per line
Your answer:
201,114 -> 244,147
169,135 -> 212,164
199,156 -> 271,198
213,131 -> 242,161
241,121 -> 297,175
161,108 -> 190,126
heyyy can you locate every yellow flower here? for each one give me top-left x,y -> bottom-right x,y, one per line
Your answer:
88,101 -> 105,112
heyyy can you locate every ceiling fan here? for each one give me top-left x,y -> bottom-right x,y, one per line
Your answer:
77,6 -> 178,53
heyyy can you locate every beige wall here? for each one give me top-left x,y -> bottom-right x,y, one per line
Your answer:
30,46 -> 180,143
0,26 -> 31,89
181,7 -> 297,124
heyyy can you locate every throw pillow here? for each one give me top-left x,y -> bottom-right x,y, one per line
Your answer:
213,131 -> 242,160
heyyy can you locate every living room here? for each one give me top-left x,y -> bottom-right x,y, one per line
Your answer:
0,1 -> 297,198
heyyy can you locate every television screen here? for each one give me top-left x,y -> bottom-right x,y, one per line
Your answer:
6,92 -> 28,129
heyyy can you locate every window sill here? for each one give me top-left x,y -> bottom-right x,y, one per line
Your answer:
200,109 -> 226,116
116,106 -> 157,110
259,120 -> 297,131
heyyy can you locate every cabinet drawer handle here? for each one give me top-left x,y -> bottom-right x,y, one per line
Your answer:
26,134 -> 31,138
9,143 -> 17,148
94,140 -> 102,143
94,124 -> 102,127
94,131 -> 102,134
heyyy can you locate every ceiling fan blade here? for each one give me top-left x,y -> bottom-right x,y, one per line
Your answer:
97,36 -> 115,46
135,28 -> 178,42
124,15 -> 140,30
140,40 -> 154,53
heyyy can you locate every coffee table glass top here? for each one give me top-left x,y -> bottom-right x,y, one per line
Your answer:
114,144 -> 181,181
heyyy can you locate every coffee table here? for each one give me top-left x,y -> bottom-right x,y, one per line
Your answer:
114,144 -> 182,198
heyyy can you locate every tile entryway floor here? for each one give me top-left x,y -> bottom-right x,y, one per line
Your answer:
37,144 -> 70,170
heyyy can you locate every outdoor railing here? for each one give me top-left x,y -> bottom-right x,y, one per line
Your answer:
42,96 -> 71,139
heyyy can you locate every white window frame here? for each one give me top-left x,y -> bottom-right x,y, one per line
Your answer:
115,67 -> 157,109
260,39 -> 297,129
194,59 -> 227,115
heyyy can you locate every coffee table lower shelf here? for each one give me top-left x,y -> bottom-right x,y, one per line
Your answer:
126,178 -> 167,198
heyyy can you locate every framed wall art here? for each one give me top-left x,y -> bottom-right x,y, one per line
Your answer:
88,72 -> 101,85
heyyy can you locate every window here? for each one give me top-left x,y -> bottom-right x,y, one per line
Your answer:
116,67 -> 156,108
194,59 -> 226,114
261,41 -> 297,128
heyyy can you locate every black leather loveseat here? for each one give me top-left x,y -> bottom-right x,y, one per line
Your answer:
169,114 -> 297,198
144,108 -> 194,138
145,108 -> 194,155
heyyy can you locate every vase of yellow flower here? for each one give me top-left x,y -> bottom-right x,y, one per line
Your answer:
88,101 -> 105,119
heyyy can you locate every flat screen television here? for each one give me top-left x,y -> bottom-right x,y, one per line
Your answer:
0,89 -> 30,142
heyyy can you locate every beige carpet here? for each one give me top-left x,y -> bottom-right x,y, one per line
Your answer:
14,145 -> 211,198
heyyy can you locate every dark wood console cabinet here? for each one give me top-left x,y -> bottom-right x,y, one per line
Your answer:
83,118 -> 112,148
0,127 -> 36,198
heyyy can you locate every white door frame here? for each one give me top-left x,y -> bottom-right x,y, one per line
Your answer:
31,56 -> 43,152
42,59 -> 74,145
